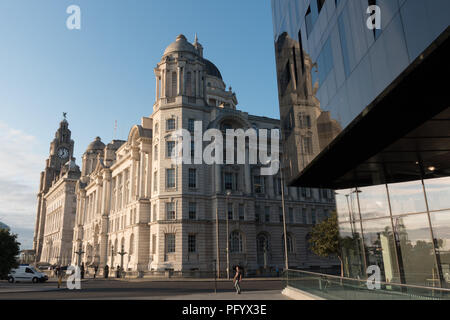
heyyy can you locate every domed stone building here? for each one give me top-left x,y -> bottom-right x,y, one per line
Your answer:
36,35 -> 338,275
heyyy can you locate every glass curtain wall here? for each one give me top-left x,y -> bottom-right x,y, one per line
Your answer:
336,176 -> 450,288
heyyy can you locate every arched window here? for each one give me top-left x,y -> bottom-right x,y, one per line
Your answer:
229,231 -> 244,253
129,234 -> 134,255
257,234 -> 269,253
282,234 -> 294,254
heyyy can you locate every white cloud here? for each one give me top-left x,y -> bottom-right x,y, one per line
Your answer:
0,122 -> 44,249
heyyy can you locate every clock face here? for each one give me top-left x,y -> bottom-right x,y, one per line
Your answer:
57,147 -> 69,159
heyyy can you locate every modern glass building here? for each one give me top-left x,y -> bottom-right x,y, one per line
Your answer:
271,0 -> 450,288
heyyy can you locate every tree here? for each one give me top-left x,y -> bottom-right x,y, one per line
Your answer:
0,229 -> 20,279
308,211 -> 344,277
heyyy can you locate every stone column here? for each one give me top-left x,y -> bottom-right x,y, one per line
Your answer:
139,151 -> 146,198
161,69 -> 166,98
177,66 -> 182,96
244,147 -> 251,194
195,70 -> 199,97
155,75 -> 160,102
215,163 -> 221,193
268,174 -> 275,198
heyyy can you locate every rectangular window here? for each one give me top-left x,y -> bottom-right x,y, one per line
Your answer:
228,203 -> 233,220
167,141 -> 175,158
255,205 -> 261,223
254,176 -> 264,194
265,206 -> 271,223
289,207 -> 294,223
165,233 -> 175,253
239,204 -> 244,220
302,209 -> 307,224
188,168 -> 196,188
224,173 -> 234,190
188,234 -> 196,253
188,119 -> 195,132
189,202 -> 196,220
166,118 -> 176,131
166,169 -> 175,188
279,207 -> 283,223
153,204 -> 157,221
166,202 -> 175,220
311,209 -> 316,224
190,141 -> 195,157
153,171 -> 158,191
303,136 -> 313,155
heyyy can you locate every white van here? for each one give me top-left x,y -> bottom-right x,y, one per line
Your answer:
8,265 -> 48,283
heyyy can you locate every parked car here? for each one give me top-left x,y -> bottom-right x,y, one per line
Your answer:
8,265 -> 48,283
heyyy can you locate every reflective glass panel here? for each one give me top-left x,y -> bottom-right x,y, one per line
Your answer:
358,185 -> 390,219
388,180 -> 427,215
362,218 -> 400,283
339,221 -> 365,279
335,188 -> 359,223
430,210 -> 450,286
424,177 -> 450,212
393,214 -> 437,287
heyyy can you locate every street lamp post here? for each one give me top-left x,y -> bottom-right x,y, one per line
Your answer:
280,163 -> 289,271
111,245 -> 115,269
117,244 -> 127,278
212,259 -> 217,294
226,189 -> 232,280
74,245 -> 85,266
215,204 -> 220,278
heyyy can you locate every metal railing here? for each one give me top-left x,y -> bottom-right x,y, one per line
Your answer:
284,269 -> 450,300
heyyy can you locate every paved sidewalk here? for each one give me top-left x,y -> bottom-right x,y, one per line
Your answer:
87,290 -> 290,300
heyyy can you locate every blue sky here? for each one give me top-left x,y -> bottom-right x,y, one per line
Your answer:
0,0 -> 279,249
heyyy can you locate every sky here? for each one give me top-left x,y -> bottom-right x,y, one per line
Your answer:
0,0 -> 280,249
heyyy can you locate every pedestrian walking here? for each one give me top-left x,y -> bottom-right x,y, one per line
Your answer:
94,265 -> 98,279
233,265 -> 243,294
56,265 -> 62,288
104,264 -> 109,279
80,263 -> 85,280
116,265 -> 121,278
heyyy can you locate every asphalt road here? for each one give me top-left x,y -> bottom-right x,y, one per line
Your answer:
0,279 -> 284,300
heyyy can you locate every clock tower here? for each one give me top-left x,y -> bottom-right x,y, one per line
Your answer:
33,114 -> 77,262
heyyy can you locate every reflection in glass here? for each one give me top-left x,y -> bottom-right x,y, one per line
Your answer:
388,180 -> 427,215
393,214 -> 437,286
340,222 -> 365,279
362,218 -> 400,283
424,177 -> 450,212
274,28 -> 342,185
335,188 -> 359,224
358,185 -> 390,219
430,211 -> 450,285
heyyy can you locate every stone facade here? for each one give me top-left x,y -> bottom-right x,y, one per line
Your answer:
70,35 -> 338,275
35,35 -> 338,275
33,118 -> 81,264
